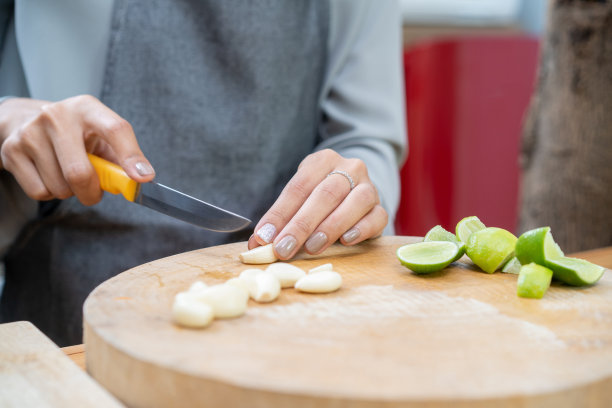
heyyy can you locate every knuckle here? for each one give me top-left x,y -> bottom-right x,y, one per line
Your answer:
54,187 -> 73,200
1,137 -> 18,159
320,148 -> 339,163
17,126 -> 40,152
291,217 -> 313,236
71,94 -> 99,106
317,183 -> 343,203
348,158 -> 367,175
354,184 -> 378,207
266,207 -> 289,224
285,177 -> 310,201
63,161 -> 93,188
105,117 -> 132,137
28,186 -> 51,201
374,205 -> 389,226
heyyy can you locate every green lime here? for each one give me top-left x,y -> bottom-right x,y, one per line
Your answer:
423,225 -> 466,262
515,227 -> 564,266
397,241 -> 459,274
517,263 -> 553,299
501,257 -> 522,275
455,216 -> 486,243
466,227 -> 517,274
545,256 -> 605,286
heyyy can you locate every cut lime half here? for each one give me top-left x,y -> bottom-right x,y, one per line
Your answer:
397,241 -> 459,274
466,227 -> 517,274
456,216 -> 486,243
546,256 -> 605,286
423,225 -> 466,262
517,263 -> 553,299
515,227 -> 564,266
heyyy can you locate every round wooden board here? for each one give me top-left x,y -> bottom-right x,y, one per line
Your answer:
84,236 -> 612,408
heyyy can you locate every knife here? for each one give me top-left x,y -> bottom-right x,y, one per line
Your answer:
88,154 -> 251,232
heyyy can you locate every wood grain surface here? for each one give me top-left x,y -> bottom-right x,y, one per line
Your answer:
83,236 -> 612,408
0,321 -> 124,408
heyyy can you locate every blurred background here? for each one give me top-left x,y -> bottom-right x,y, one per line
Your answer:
395,0 -> 548,236
0,1 -> 549,295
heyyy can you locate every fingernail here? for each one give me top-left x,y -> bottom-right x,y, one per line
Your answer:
135,162 -> 155,176
275,235 -> 297,258
305,231 -> 328,253
256,223 -> 276,244
342,227 -> 360,243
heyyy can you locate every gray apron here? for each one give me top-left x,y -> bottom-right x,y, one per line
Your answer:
1,0 -> 328,346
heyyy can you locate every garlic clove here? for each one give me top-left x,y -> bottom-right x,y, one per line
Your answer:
224,278 -> 250,302
252,272 -> 281,303
172,292 -> 214,329
191,284 -> 248,318
295,270 -> 342,294
308,263 -> 334,274
239,244 -> 278,264
265,262 -> 306,288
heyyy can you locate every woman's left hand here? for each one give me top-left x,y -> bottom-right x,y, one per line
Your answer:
247,149 -> 388,260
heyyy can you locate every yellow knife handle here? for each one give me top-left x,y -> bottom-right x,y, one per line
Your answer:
88,154 -> 139,202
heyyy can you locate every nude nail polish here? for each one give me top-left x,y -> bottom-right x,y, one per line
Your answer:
135,162 -> 154,176
342,227 -> 360,243
275,235 -> 297,258
305,231 -> 327,253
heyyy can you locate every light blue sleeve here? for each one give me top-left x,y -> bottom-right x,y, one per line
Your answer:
319,0 -> 407,235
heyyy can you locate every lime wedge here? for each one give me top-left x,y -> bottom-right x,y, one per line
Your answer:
501,257 -> 522,274
466,227 -> 517,273
456,216 -> 486,243
423,225 -> 466,262
515,227 -> 564,266
517,263 -> 553,299
397,241 -> 459,274
546,256 -> 605,286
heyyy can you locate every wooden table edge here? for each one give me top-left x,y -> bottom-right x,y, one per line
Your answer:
62,344 -> 86,370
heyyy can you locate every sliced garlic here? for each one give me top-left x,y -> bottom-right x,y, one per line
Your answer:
295,270 -> 342,294
265,262 -> 306,288
172,292 -> 214,329
308,263 -> 333,274
239,244 -> 278,264
191,284 -> 248,318
251,272 -> 281,303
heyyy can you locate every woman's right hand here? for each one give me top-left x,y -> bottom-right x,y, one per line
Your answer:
0,95 -> 155,205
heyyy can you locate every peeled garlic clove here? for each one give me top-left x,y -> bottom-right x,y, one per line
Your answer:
295,271 -> 342,294
172,292 -> 214,329
239,244 -> 278,264
188,280 -> 208,293
308,263 -> 333,274
265,262 -> 306,288
238,268 -> 263,298
191,284 -> 248,318
224,277 -> 250,300
252,272 -> 281,303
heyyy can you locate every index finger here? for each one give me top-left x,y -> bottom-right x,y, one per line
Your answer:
76,96 -> 155,182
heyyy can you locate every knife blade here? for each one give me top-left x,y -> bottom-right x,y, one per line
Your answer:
88,154 -> 251,232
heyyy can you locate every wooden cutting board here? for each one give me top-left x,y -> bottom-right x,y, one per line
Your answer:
0,321 -> 124,407
83,236 -> 612,408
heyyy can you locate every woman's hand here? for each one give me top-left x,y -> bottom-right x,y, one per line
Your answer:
248,149 -> 387,259
0,95 -> 154,205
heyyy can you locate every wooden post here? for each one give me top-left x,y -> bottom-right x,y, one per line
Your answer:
519,0 -> 612,252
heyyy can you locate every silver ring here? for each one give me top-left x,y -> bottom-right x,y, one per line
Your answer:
327,170 -> 355,191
